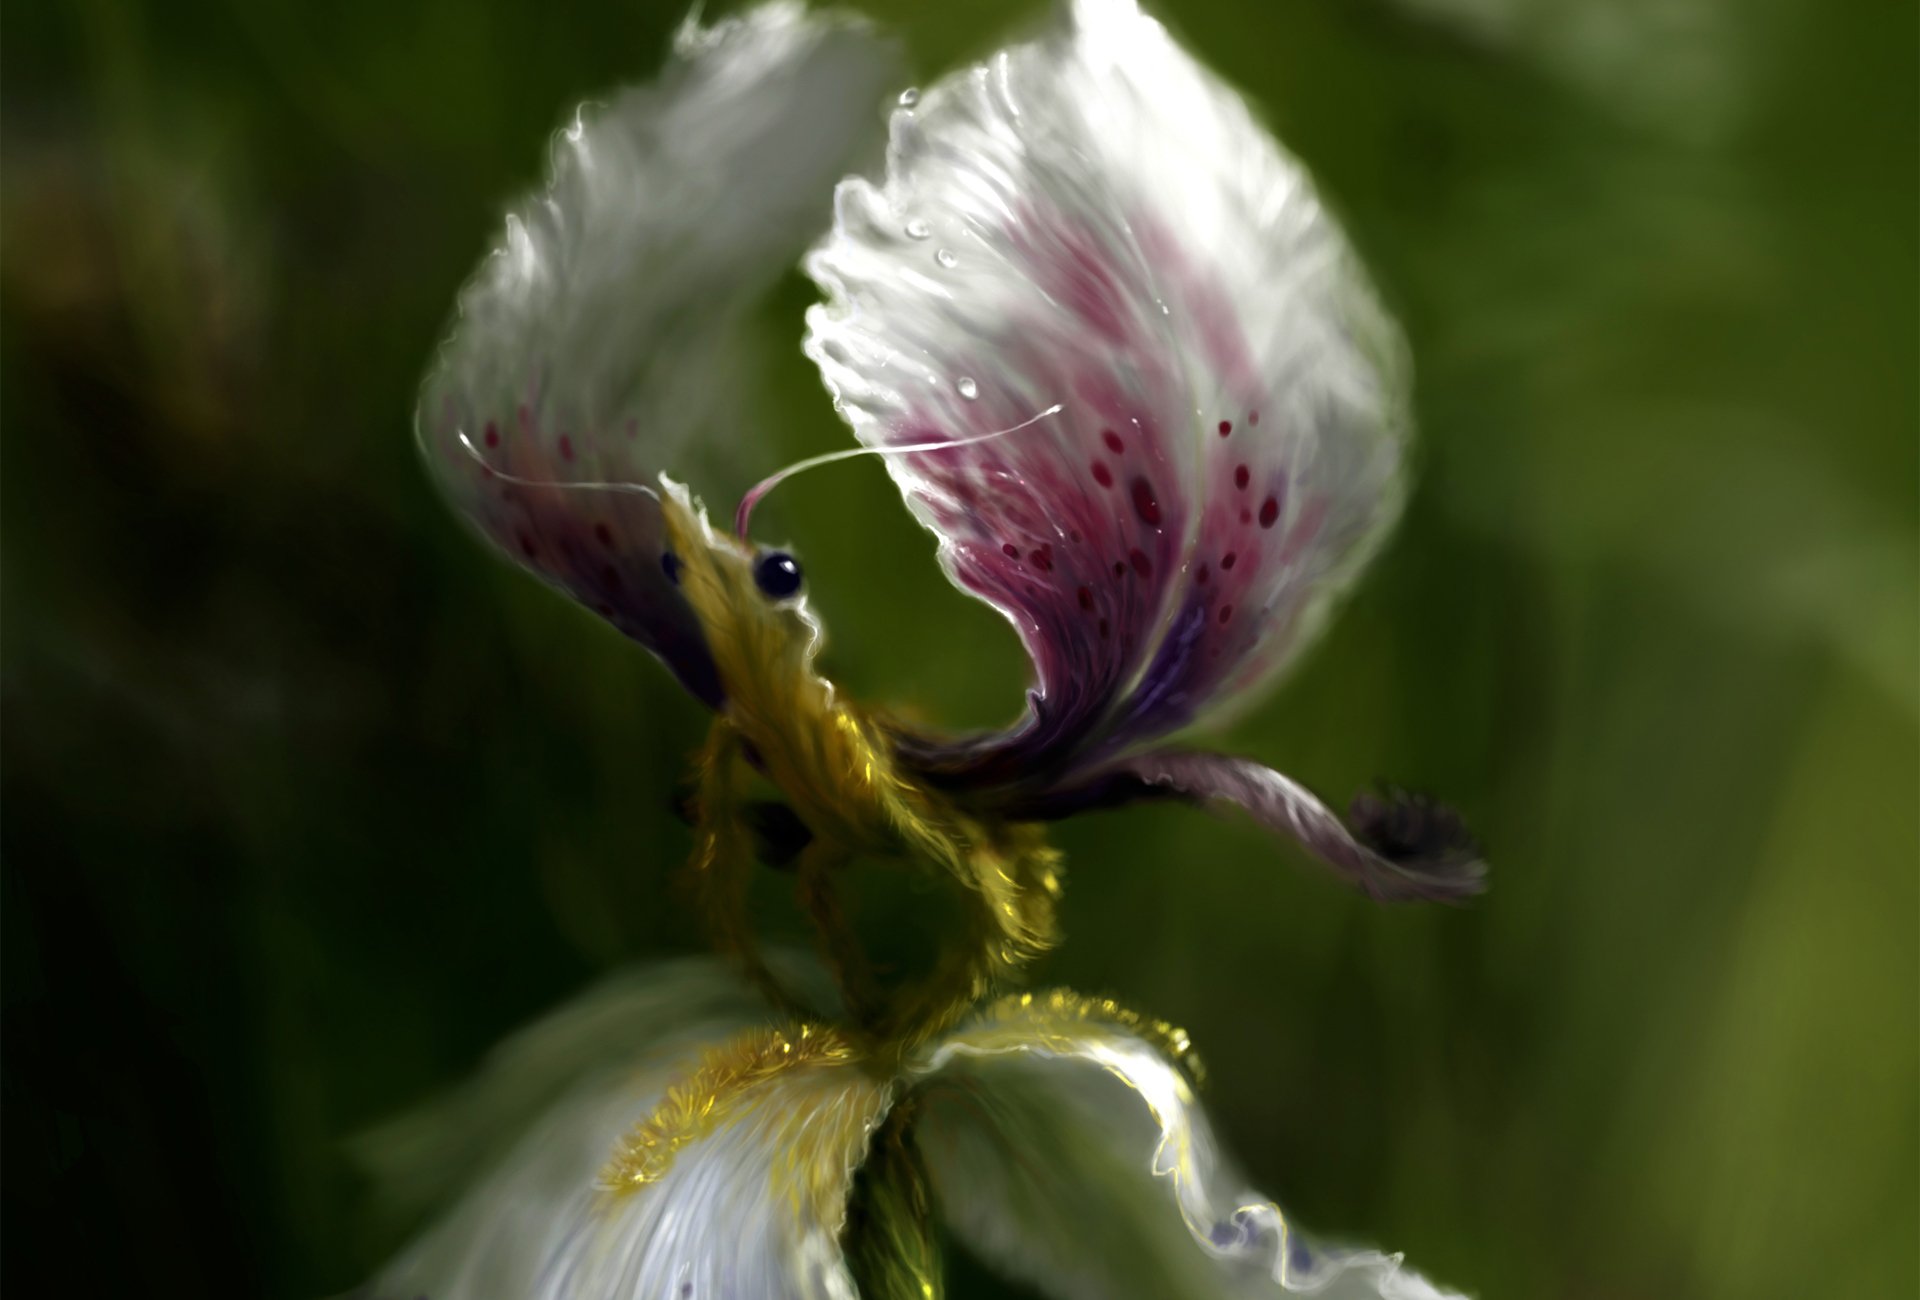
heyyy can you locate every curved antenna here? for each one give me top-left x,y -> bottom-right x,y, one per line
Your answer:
733,404 -> 1064,537
456,431 -> 662,501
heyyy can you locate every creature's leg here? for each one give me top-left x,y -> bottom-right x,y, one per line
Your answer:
792,839 -> 882,1029
865,825 -> 1065,1049
687,721 -> 806,1016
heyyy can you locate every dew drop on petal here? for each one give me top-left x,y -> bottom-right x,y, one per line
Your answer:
905,218 -> 931,239
898,87 -> 920,107
957,376 -> 978,399
935,247 -> 957,268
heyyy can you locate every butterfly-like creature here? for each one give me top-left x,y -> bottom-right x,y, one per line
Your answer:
419,0 -> 1485,1043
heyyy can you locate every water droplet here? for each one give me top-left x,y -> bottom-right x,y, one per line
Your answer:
905,218 -> 931,240
957,376 -> 979,399
898,87 -> 920,107
935,247 -> 957,268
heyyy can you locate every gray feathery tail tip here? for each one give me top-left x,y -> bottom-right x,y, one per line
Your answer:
1349,787 -> 1488,903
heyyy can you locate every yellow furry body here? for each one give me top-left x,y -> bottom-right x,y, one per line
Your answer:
662,487 -> 1064,1042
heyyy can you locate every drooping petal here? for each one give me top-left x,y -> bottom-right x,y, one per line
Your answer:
1067,750 -> 1487,903
421,4 -> 901,707
365,961 -> 895,1300
907,992 -> 1465,1300
806,0 -> 1406,779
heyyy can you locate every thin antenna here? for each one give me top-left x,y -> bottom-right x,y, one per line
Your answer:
456,432 -> 661,501
733,404 -> 1064,537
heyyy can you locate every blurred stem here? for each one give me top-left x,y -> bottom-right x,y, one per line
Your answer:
842,1100 -> 942,1300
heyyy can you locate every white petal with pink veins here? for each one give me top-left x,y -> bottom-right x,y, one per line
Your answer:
806,0 -> 1408,758
417,4 -> 900,706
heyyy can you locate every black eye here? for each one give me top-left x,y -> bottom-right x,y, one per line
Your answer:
754,551 -> 803,599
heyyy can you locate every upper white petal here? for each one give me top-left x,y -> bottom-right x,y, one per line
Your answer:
425,1 -> 898,474
415,4 -> 900,695
806,0 -> 1407,750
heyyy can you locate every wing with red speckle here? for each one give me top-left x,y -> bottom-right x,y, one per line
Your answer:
806,0 -> 1406,777
418,5 -> 901,706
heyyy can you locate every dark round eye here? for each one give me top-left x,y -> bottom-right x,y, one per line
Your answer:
754,550 -> 803,599
660,551 -> 682,585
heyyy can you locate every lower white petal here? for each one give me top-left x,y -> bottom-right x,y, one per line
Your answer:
910,994 -> 1465,1300
364,960 -> 892,1300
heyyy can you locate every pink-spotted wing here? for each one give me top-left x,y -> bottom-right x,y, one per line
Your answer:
806,0 -> 1481,897
807,0 -> 1405,770
419,6 -> 901,707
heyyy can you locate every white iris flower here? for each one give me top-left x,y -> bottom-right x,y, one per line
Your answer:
362,960 -> 1458,1300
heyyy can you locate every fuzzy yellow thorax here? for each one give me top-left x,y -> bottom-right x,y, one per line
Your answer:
659,482 -> 1066,1042
658,483 -> 882,844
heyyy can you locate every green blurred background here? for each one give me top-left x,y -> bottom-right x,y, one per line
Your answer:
4,0 -> 1914,1295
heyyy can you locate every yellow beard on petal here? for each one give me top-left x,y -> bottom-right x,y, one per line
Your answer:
966,989 -> 1208,1089
597,1022 -> 864,1198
